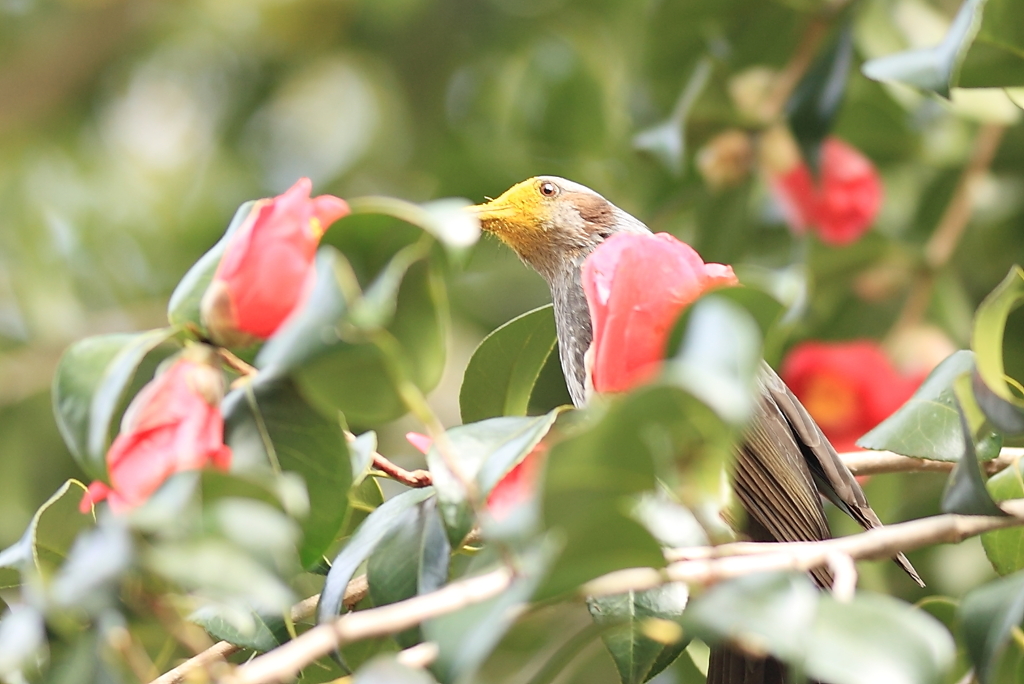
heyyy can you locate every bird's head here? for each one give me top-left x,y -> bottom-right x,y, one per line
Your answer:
469,176 -> 646,281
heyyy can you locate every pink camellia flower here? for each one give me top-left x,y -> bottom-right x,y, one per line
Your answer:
769,137 -> 882,246
80,347 -> 232,514
581,232 -> 738,394
201,178 -> 349,347
781,340 -> 924,453
405,432 -> 545,521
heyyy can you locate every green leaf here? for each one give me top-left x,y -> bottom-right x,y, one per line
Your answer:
349,431 -> 378,484
941,380 -> 1005,516
862,0 -> 987,98
539,384 -> 732,599
786,21 -> 854,175
959,0 -> 1024,88
258,248 -> 448,426
0,480 -> 93,584
426,412 -> 560,546
317,487 -> 436,623
367,497 -> 450,648
685,572 -> 955,684
588,584 -> 690,684
959,571 -> 1024,684
460,304 -> 558,424
223,377 -> 352,569
0,605 -> 45,679
858,351 -> 1002,462
52,328 -> 179,480
972,266 -> 1024,431
424,543 -> 551,684
346,195 -> 480,249
167,200 -> 255,330
190,606 -> 290,652
633,58 -> 712,175
666,295 -> 763,425
145,539 -> 294,615
354,656 -> 439,684
49,522 -> 133,611
983,462 -> 1024,574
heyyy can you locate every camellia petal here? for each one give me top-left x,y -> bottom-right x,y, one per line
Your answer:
80,347 -> 231,514
781,340 -> 923,453
769,138 -> 882,246
201,178 -> 350,346
581,232 -> 738,393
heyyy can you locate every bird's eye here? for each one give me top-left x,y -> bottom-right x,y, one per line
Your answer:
538,181 -> 559,198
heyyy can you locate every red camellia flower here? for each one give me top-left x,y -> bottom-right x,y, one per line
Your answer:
769,137 -> 882,246
80,347 -> 232,514
581,232 -> 738,394
406,432 -> 545,521
781,340 -> 924,453
201,177 -> 349,346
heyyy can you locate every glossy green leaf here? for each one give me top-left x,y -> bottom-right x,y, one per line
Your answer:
665,295 -> 762,425
367,496 -> 450,648
972,266 -> 1024,430
786,21 -> 854,174
223,377 -> 351,569
983,462 -> 1024,574
0,480 -> 92,584
959,0 -> 1024,87
52,328 -> 179,480
460,304 -> 558,424
354,656 -> 439,684
167,200 -> 255,330
49,522 -> 132,611
685,572 -> 955,684
539,384 -> 732,599
959,571 -> 1024,684
858,351 -> 1002,462
347,195 -> 480,249
424,543 -> 551,684
259,248 -> 448,426
0,605 -> 45,679
941,379 -> 1005,516
633,58 -> 712,175
317,487 -> 436,623
427,412 -> 559,546
145,539 -> 294,616
190,606 -> 290,653
588,584 -> 690,684
861,0 -> 987,98
349,431 -> 378,484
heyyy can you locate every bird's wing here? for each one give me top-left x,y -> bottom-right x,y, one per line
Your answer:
759,362 -> 924,586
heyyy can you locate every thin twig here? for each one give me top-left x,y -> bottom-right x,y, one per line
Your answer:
224,569 -> 515,684
148,577 -> 368,684
891,123 -> 1006,335
371,454 -> 433,488
838,448 -> 1022,477
218,348 -> 258,377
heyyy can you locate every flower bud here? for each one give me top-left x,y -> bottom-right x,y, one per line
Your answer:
581,232 -> 738,394
696,129 -> 754,190
201,178 -> 349,347
763,130 -> 883,247
781,340 -> 923,453
80,346 -> 231,513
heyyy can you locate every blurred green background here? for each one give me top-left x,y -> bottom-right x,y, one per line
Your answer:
1,0 -> 1022,614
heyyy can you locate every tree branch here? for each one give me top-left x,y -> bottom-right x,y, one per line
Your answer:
838,448 -> 1022,476
149,576 -> 368,684
212,500 -> 1024,684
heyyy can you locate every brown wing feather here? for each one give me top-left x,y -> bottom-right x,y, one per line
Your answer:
758,363 -> 924,587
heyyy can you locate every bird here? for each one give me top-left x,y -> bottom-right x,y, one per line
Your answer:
469,175 -> 923,684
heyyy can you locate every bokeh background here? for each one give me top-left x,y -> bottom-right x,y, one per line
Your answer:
2,0 -> 1022,620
